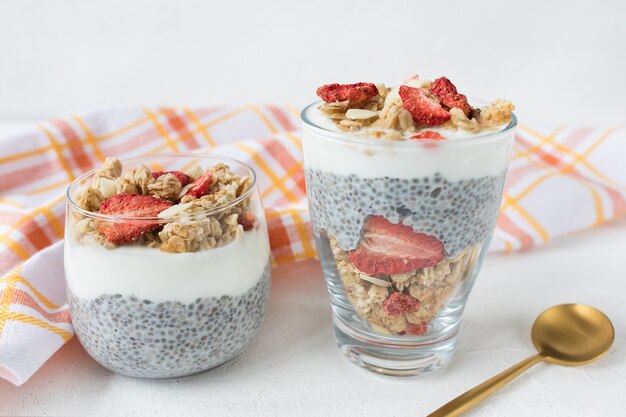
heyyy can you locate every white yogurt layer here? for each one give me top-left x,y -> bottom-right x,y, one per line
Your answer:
302,105 -> 515,181
64,223 -> 271,303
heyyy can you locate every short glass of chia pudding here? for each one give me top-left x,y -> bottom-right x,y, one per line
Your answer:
302,75 -> 517,376
64,154 -> 271,378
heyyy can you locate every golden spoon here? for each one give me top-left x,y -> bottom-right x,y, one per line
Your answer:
428,304 -> 614,417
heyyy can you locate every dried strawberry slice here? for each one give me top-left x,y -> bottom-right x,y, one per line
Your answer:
97,194 -> 172,244
238,211 -> 257,231
316,82 -> 378,104
410,131 -> 445,140
429,77 -> 473,117
398,86 -> 450,126
184,171 -> 213,198
406,321 -> 428,336
383,292 -> 421,316
151,170 -> 191,186
348,216 -> 444,275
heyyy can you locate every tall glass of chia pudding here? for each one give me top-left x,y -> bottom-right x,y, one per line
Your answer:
302,75 -> 516,376
64,154 -> 271,378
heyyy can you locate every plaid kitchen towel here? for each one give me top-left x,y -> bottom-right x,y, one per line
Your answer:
0,104 -> 624,385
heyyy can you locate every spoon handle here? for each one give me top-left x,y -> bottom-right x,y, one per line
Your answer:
427,353 -> 544,417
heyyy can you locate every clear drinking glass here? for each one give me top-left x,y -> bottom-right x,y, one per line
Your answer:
301,102 -> 517,376
64,154 -> 271,378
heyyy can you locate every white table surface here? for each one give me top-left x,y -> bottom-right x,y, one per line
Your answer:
1,214 -> 625,417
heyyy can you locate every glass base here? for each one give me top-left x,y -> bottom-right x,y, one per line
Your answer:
333,314 -> 459,377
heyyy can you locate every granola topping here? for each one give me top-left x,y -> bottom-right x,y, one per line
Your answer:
313,74 -> 515,140
148,173 -> 182,201
74,157 -> 122,211
71,158 -> 256,253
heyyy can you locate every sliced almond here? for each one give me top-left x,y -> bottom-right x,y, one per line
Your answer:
98,178 -> 117,198
404,79 -> 424,88
75,217 -> 94,234
345,109 -> 379,120
176,183 -> 194,200
359,273 -> 392,287
384,87 -> 400,105
404,78 -> 432,89
375,82 -> 391,98
157,202 -> 193,219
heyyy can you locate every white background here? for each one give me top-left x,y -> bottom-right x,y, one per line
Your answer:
0,0 -> 624,125
0,1 -> 625,416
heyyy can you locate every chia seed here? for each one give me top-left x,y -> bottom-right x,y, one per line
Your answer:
68,262 -> 271,378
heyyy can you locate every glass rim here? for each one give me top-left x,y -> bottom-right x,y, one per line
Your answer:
66,153 -> 257,222
300,98 -> 517,148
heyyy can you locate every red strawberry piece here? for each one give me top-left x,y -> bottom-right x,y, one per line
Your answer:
316,82 -> 378,104
383,292 -> 421,316
398,86 -> 451,126
348,216 -> 445,275
429,77 -> 473,117
410,131 -> 446,140
184,171 -> 213,198
406,321 -> 428,336
97,194 -> 172,244
151,171 -> 191,186
238,211 -> 257,231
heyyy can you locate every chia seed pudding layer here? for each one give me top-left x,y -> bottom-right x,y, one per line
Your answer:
305,169 -> 506,257
68,261 -> 271,379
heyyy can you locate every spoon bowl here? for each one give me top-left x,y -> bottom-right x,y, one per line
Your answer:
428,304 -> 615,417
532,304 -> 614,366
